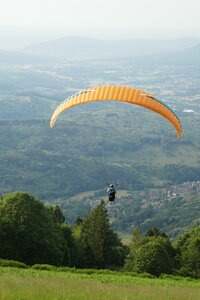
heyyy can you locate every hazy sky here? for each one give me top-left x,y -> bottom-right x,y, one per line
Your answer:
1,0 -> 200,46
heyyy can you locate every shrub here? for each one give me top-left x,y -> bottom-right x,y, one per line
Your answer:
0,259 -> 27,268
174,267 -> 198,279
134,241 -> 172,276
57,266 -> 75,273
57,267 -> 93,274
31,264 -> 57,271
122,271 -> 138,277
136,272 -> 156,279
159,273 -> 194,281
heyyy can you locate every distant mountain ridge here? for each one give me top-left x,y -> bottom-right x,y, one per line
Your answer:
1,36 -> 200,64
136,43 -> 200,65
23,36 -> 200,59
171,43 -> 200,64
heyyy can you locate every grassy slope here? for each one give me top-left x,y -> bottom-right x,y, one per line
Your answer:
0,267 -> 200,300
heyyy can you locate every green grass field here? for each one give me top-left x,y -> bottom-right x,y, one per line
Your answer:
0,267 -> 200,300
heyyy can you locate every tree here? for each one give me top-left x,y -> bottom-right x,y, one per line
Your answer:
124,227 -> 175,275
135,241 -> 172,276
124,226 -> 142,271
175,226 -> 200,278
59,223 -> 77,267
0,192 -> 68,265
77,200 -> 126,268
146,227 -> 167,238
49,205 -> 65,224
74,216 -> 83,226
72,221 -> 92,268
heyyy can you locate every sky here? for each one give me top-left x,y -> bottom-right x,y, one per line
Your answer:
1,0 -> 200,48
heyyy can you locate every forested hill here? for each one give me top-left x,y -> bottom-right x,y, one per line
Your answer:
0,109 -> 199,201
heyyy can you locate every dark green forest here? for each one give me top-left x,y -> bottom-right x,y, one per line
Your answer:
0,192 -> 200,278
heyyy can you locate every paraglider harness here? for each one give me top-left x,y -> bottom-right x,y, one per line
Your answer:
107,184 -> 117,203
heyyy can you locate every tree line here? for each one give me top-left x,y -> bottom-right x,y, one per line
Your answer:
0,192 -> 199,278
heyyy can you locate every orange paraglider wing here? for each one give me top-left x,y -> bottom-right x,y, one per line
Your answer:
50,85 -> 182,139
